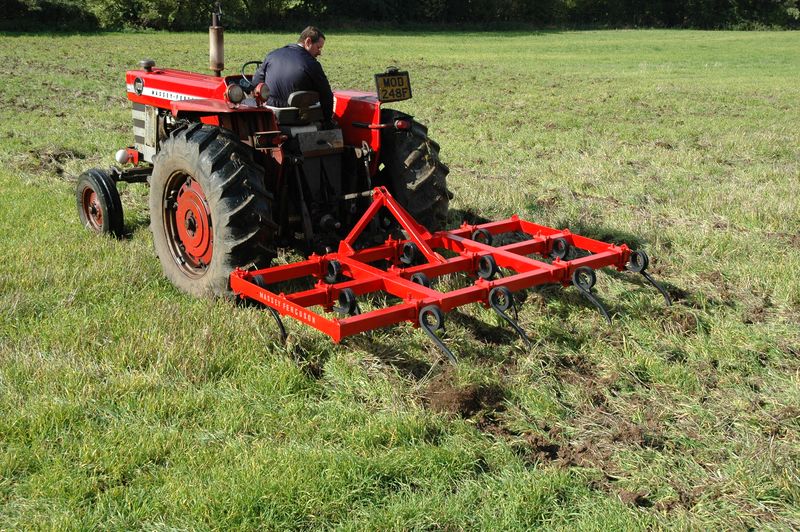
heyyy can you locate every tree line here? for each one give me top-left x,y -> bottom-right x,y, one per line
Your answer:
3,0 -> 799,31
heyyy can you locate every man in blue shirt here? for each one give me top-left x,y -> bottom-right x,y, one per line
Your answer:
252,26 -> 334,123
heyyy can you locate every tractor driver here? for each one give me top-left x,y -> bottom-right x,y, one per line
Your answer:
252,26 -> 335,126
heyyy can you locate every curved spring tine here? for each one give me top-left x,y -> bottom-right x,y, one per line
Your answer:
421,325 -> 457,365
641,270 -> 672,306
489,292 -> 532,347
266,307 -> 288,343
419,307 -> 457,365
573,284 -> 612,325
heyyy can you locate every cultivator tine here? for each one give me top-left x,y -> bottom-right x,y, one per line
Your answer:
627,251 -> 672,306
571,266 -> 612,324
419,305 -> 457,365
253,274 -> 288,342
488,287 -> 532,347
641,271 -> 672,306
266,307 -> 288,343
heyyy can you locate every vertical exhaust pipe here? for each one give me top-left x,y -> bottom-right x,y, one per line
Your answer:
209,6 -> 224,76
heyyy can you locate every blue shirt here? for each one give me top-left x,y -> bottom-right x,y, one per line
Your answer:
252,44 -> 333,121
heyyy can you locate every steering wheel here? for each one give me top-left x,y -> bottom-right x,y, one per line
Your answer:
239,60 -> 262,92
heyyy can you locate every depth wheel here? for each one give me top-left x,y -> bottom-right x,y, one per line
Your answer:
76,168 -> 124,238
150,123 -> 274,297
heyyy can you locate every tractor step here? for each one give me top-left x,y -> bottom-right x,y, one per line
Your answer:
230,187 -> 669,363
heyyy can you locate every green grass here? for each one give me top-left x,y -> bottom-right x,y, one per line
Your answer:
1,29 -> 799,528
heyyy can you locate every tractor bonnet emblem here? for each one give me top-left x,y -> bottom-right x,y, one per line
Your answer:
134,77 -> 144,95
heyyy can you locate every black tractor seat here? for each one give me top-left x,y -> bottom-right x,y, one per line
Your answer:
268,90 -> 323,126
268,104 -> 323,126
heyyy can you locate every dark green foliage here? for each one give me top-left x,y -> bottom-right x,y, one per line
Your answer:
3,0 -> 800,30
0,0 -> 99,30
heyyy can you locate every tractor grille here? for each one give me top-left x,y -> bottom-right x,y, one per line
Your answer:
132,102 -> 158,163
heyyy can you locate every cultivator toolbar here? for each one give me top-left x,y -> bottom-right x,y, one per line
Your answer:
230,187 -> 670,363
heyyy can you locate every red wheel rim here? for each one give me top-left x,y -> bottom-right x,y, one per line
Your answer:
164,173 -> 213,276
81,187 -> 103,231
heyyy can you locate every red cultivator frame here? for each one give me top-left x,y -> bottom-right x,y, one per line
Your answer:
231,188 -> 671,363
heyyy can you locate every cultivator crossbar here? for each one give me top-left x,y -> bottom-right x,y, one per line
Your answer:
231,187 -> 670,363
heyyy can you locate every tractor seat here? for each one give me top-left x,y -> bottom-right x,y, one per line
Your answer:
268,91 -> 324,126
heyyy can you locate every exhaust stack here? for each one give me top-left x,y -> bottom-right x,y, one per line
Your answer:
209,9 -> 224,76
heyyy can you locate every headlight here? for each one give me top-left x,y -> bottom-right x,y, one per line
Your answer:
255,82 -> 269,101
115,149 -> 131,164
226,83 -> 244,104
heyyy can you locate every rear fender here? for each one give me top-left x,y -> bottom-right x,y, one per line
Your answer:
333,90 -> 382,174
170,98 -> 277,136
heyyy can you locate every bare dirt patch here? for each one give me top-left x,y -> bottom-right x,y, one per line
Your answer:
25,148 -> 86,177
660,306 -> 702,336
421,368 -> 506,419
742,294 -> 772,325
419,364 -> 656,475
764,405 -> 800,437
618,489 -> 654,507
765,231 -> 800,248
697,270 -> 737,306
515,434 -> 598,469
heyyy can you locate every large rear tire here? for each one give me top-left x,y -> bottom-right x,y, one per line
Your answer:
379,116 -> 452,231
150,123 -> 274,298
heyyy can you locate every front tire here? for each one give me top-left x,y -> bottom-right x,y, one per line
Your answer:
150,123 -> 274,298
76,168 -> 124,238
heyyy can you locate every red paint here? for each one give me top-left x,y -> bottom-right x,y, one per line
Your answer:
333,90 -> 383,173
125,148 -> 140,166
126,68 -> 228,108
230,187 -> 632,342
125,71 -> 386,174
175,178 -> 212,267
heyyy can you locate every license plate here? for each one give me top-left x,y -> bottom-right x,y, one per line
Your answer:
375,71 -> 412,102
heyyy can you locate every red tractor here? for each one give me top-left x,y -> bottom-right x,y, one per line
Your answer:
77,12 -> 450,297
77,14 -> 669,361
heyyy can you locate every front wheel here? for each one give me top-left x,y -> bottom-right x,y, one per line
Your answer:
150,123 -> 274,298
76,168 -> 124,238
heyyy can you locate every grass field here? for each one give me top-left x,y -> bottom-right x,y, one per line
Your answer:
1,29 -> 799,529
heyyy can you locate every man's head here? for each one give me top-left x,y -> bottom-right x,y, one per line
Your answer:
298,26 -> 325,58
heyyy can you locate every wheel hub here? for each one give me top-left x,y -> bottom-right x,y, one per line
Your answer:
174,177 -> 212,268
81,188 -> 103,229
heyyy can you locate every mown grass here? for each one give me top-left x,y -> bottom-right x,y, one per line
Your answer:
1,29 -> 799,528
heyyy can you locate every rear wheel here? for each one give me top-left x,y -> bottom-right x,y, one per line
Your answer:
150,123 -> 274,297
76,168 -> 124,238
379,115 -> 452,231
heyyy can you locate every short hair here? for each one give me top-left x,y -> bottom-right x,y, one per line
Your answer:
298,26 -> 325,44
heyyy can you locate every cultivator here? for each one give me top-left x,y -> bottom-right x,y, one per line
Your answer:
231,187 -> 671,363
